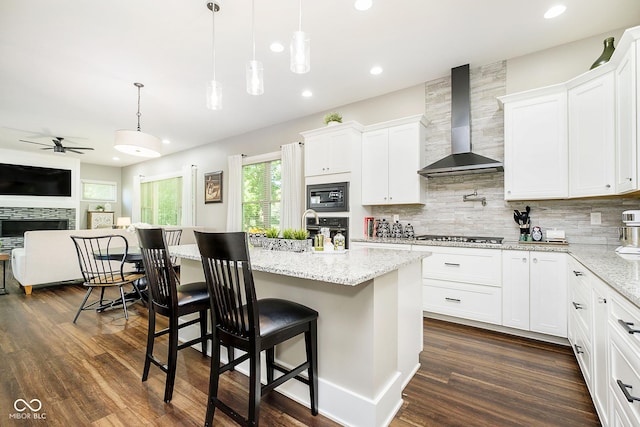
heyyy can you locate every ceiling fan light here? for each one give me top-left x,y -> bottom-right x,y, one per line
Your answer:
290,30 -> 310,74
114,130 -> 162,158
207,80 -> 223,110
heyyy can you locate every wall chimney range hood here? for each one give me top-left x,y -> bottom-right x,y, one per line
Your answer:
418,64 -> 503,177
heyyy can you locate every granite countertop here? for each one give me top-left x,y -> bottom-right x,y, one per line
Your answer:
170,244 -> 426,287
351,237 -> 640,308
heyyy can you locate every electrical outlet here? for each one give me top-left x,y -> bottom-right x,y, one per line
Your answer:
393,214 -> 400,223
590,212 -> 602,225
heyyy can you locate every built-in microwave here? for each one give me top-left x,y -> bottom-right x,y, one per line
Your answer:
306,182 -> 349,212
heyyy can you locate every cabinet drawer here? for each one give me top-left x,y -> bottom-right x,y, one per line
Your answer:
571,320 -> 593,389
421,247 -> 501,286
423,279 -> 502,325
568,276 -> 591,341
610,293 -> 640,355
609,328 -> 640,426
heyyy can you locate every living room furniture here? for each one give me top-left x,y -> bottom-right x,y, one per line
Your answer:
70,234 -> 145,323
195,231 -> 319,427
137,228 -> 211,403
0,252 -> 9,295
87,210 -> 115,229
11,226 -> 201,294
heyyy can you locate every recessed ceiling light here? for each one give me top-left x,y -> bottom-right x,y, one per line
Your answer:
302,90 -> 313,97
544,4 -> 566,19
112,156 -> 120,161
270,42 -> 285,53
370,65 -> 383,75
354,0 -> 372,11
162,139 -> 171,145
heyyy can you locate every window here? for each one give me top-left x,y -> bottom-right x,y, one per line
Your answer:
81,180 -> 117,202
242,159 -> 281,231
140,176 -> 182,226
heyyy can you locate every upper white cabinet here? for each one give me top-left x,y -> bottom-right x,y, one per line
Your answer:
500,26 -> 640,201
568,71 -> 616,197
302,122 -> 363,178
502,90 -> 568,200
615,41 -> 638,193
361,115 -> 427,205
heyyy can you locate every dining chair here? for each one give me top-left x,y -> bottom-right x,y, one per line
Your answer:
70,234 -> 145,323
136,227 -> 211,403
163,228 -> 183,275
195,231 -> 319,427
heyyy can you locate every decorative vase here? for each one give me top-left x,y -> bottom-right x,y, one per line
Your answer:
590,37 -> 615,70
327,121 -> 341,126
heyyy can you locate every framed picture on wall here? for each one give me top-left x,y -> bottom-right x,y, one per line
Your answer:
204,171 -> 223,204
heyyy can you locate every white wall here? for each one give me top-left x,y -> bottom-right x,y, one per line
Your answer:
506,27 -> 627,93
79,163 -> 122,229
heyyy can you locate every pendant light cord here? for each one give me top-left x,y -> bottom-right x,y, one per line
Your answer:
211,2 -> 216,80
251,0 -> 256,60
298,0 -> 302,31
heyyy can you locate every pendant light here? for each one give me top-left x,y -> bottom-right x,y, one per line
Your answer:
246,0 -> 264,95
206,1 -> 222,110
290,0 -> 310,74
114,82 -> 161,158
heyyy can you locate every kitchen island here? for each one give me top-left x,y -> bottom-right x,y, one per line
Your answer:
171,244 -> 427,427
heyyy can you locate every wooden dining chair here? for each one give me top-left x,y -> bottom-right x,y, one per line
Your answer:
70,234 -> 145,323
195,231 -> 319,427
136,227 -> 211,403
163,228 -> 183,274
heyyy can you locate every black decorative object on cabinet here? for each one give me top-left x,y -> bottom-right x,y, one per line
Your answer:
590,37 -> 615,70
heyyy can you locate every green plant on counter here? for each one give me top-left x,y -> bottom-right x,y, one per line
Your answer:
323,112 -> 342,125
265,227 -> 280,238
293,229 -> 309,240
282,228 -> 295,239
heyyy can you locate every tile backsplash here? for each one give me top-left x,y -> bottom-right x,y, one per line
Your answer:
370,60 -> 639,245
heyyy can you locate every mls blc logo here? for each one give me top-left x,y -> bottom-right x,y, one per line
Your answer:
10,398 -> 46,420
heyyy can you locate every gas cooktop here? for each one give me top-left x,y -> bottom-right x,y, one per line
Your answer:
415,235 -> 504,244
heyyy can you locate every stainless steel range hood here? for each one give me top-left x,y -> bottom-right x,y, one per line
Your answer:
418,64 -> 503,177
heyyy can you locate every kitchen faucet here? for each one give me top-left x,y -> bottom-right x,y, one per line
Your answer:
301,209 -> 319,229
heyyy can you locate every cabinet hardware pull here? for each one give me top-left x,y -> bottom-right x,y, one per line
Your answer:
445,297 -> 461,303
606,184 -> 611,188
444,262 -> 460,267
572,302 -> 583,310
628,178 -> 633,182
618,319 -> 640,334
522,258 -> 527,263
533,258 -> 538,263
574,344 -> 584,355
573,270 -> 584,276
616,380 -> 640,403
598,297 -> 607,304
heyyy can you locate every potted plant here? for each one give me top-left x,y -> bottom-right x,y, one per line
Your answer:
323,112 -> 343,126
264,227 -> 281,250
279,228 -> 311,252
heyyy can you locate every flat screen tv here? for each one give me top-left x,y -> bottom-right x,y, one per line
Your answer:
0,163 -> 72,197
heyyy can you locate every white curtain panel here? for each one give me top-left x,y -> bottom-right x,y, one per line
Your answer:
280,142 -> 304,230
181,164 -> 196,226
226,154 -> 244,231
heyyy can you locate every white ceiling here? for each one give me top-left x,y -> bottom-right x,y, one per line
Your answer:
1,0 -> 639,166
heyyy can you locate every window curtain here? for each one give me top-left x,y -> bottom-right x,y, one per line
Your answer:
182,164 -> 197,226
280,142 -> 304,230
226,154 -> 244,231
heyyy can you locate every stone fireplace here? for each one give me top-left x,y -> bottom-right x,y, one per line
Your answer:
0,207 -> 76,251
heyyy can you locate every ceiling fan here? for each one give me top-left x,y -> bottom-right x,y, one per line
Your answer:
19,137 -> 94,154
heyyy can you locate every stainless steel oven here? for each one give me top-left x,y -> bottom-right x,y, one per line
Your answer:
306,182 -> 349,212
306,217 -> 349,249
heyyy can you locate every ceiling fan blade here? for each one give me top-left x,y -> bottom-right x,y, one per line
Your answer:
68,147 -> 94,150
66,149 -> 86,154
20,139 -> 51,147
40,147 -> 54,150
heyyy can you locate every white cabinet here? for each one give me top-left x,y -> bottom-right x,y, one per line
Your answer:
615,42 -> 637,193
608,292 -> 640,426
502,90 -> 568,200
568,72 -> 616,197
502,250 -> 567,337
302,123 -> 362,177
361,116 -> 426,205
416,245 -> 502,325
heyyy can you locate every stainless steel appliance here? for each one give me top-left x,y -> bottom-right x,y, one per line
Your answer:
306,217 -> 349,249
415,234 -> 503,244
617,210 -> 640,254
306,182 -> 349,212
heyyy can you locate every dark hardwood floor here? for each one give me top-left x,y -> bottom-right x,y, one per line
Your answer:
0,263 -> 599,426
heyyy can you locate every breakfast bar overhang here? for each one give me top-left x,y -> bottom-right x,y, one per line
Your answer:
171,244 -> 427,427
